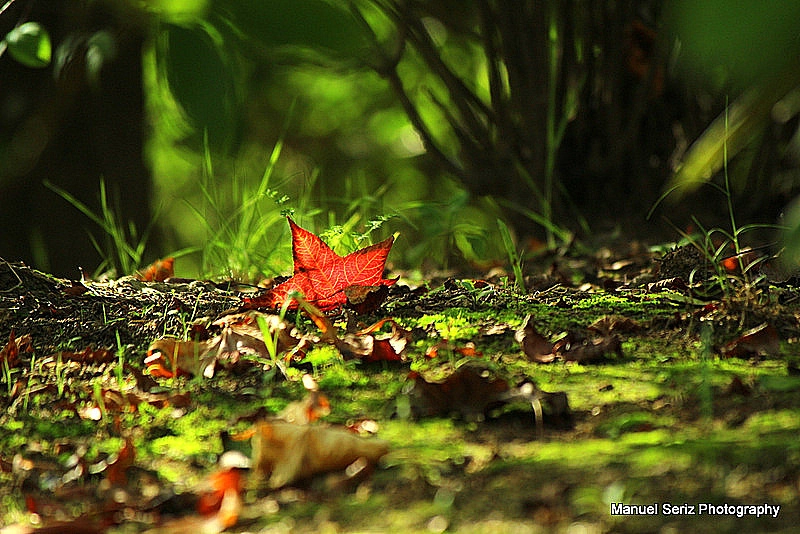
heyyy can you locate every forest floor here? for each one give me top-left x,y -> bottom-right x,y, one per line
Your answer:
1,239 -> 800,533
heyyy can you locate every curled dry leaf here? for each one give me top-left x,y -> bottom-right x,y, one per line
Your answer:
517,315 -> 625,364
278,390 -> 331,424
516,315 -> 555,363
145,338 -> 219,378
425,341 -> 482,359
720,323 -> 780,358
62,280 -> 89,296
0,330 -> 32,368
46,346 -> 116,365
135,257 -> 174,282
647,277 -> 688,292
105,438 -> 135,486
250,421 -> 389,488
301,300 -> 410,362
555,334 -> 623,363
146,310 -> 304,379
406,365 -> 510,420
79,387 -> 192,420
213,310 -> 301,360
344,284 -> 390,314
196,467 -> 245,517
345,318 -> 411,362
406,364 -> 571,427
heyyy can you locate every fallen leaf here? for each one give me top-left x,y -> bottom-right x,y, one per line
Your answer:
406,365 -> 510,420
146,310 -> 313,380
516,315 -> 555,363
406,364 -> 571,427
243,217 -> 396,311
145,338 -> 219,378
300,299 -> 410,362
106,438 -> 135,486
250,421 -> 389,488
647,277 -> 689,292
46,346 -> 116,365
344,284 -> 390,314
425,341 -> 482,359
62,280 -> 88,296
278,390 -> 331,424
352,318 -> 410,362
136,257 -> 175,282
213,310 -> 302,363
0,331 -> 32,368
518,317 -> 625,364
197,467 -> 244,517
0,521 -> 105,534
720,323 -> 780,358
123,362 -> 159,392
556,334 -> 623,363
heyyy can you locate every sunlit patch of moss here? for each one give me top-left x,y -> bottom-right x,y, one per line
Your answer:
33,417 -> 96,439
0,494 -> 26,526
743,409 -> 800,433
149,434 -> 215,461
300,344 -> 341,371
0,421 -> 27,450
323,370 -> 401,422
595,412 -> 673,439
758,374 -> 800,392
416,312 -> 479,340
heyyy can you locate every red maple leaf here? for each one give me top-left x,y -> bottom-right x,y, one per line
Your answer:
245,217 -> 396,311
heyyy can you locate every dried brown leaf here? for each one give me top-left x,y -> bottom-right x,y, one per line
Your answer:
250,421 -> 389,488
720,323 -> 780,359
558,335 -> 623,363
345,284 -> 390,314
588,315 -> 640,336
515,315 -> 555,363
0,331 -> 32,368
145,338 -> 219,378
135,257 -> 174,282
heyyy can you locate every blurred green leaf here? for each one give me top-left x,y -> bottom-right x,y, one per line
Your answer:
782,199 -> 800,267
86,31 -> 118,86
668,1 -> 800,193
669,71 -> 800,194
217,0 -> 368,60
671,1 -> 800,86
4,22 -> 52,68
161,22 -> 239,147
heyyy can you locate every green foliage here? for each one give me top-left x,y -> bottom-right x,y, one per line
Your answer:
319,212 -> 394,256
402,188 -> 490,268
218,0 -> 367,59
3,22 -> 51,68
670,1 -> 800,87
655,104 -> 780,299
188,134 -> 294,281
153,0 -> 368,150
158,22 -> 239,148
497,218 -> 525,294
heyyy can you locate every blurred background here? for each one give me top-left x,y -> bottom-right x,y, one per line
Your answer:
2,0 -> 800,279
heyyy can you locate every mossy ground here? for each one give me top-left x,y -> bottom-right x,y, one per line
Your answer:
1,262 -> 799,532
